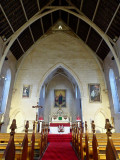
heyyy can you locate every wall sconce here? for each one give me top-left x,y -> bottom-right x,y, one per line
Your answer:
13,89 -> 17,93
113,36 -> 118,42
0,75 -> 7,80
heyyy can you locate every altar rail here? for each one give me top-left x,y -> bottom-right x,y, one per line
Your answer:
72,119 -> 120,160
0,119 -> 49,160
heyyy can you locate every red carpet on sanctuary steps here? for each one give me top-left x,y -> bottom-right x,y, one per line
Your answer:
42,134 -> 78,160
41,142 -> 78,160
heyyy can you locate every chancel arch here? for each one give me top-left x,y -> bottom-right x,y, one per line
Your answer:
38,65 -> 83,124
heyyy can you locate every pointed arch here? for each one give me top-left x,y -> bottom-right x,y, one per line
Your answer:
37,62 -> 84,98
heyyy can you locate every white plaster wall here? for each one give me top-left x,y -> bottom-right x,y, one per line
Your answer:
9,31 -> 111,132
103,37 -> 120,132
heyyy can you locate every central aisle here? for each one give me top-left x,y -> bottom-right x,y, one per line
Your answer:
42,142 -> 78,160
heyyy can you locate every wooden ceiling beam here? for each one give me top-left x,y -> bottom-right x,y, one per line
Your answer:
85,0 -> 100,43
0,4 -> 25,53
19,0 -> 35,43
96,3 -> 120,54
76,0 -> 84,34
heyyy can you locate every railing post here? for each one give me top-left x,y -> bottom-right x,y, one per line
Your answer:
85,121 -> 90,160
80,121 -> 84,160
3,119 -> 17,160
105,119 -> 119,160
91,120 -> 99,160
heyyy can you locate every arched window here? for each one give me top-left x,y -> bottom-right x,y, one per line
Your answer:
0,69 -> 11,113
109,69 -> 120,113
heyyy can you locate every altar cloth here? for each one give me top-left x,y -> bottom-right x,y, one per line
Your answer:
50,123 -> 70,127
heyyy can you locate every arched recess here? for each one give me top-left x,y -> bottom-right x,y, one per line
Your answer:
37,63 -> 83,98
0,7 -> 120,76
0,69 -> 11,114
37,63 -> 84,121
7,108 -> 25,133
95,111 -> 106,133
109,69 -> 120,113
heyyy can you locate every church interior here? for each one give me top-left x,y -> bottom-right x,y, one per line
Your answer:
0,0 -> 120,159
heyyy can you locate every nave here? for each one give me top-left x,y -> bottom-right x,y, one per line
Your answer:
0,118 -> 120,160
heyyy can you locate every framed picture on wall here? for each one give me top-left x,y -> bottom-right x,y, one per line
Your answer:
54,89 -> 66,107
88,84 -> 101,102
22,85 -> 30,98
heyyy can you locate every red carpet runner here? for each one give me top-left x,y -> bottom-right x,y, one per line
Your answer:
41,142 -> 78,160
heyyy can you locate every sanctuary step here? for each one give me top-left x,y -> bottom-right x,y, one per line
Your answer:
48,133 -> 72,142
42,142 -> 78,160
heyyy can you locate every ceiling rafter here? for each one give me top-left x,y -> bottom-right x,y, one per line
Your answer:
96,3 -> 120,54
67,10 -> 70,25
19,0 -> 35,43
85,0 -> 100,43
36,0 -> 55,35
36,0 -> 44,34
66,0 -> 84,15
46,6 -> 75,9
49,2 -> 53,26
50,5 -> 53,26
37,0 -> 40,10
0,4 -> 25,53
66,0 -> 83,33
77,0 -> 84,34
59,0 -> 61,18
75,0 -> 84,33
66,0 -> 70,26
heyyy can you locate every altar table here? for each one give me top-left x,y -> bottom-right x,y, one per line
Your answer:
49,123 -> 70,134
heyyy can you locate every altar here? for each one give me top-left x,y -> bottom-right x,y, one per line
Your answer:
49,108 -> 71,134
49,123 -> 70,134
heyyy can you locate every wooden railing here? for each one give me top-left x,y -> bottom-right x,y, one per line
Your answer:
80,121 -> 84,160
30,121 -> 35,160
85,121 -> 90,160
3,119 -> 17,160
72,119 -> 120,160
91,120 -> 99,160
0,119 -> 48,160
21,121 -> 29,160
105,119 -> 119,160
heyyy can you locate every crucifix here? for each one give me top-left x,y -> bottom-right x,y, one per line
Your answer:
32,102 -> 43,121
32,102 -> 43,133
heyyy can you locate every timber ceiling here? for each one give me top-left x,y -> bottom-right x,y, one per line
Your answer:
0,0 -> 120,60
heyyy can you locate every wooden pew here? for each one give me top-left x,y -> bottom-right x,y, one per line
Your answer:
105,119 -> 119,160
30,121 -> 35,160
79,121 -> 84,160
21,121 -> 29,160
84,121 -> 91,160
0,120 -> 43,160
72,119 -> 120,160
2,119 -> 17,160
91,120 -> 99,160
